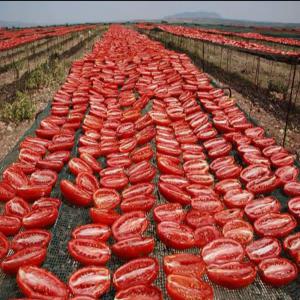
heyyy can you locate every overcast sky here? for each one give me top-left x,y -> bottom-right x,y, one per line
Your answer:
0,1 -> 299,25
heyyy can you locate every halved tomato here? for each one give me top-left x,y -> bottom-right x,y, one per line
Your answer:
112,236 -> 155,260
16,184 -> 52,202
163,253 -> 205,278
270,152 -> 294,168
93,188 -> 120,210
186,210 -> 216,229
4,197 -> 30,219
90,208 -> 120,226
131,144 -> 153,162
0,232 -> 9,259
157,157 -> 184,176
153,203 -> 185,223
121,195 -> 155,212
258,257 -> 298,287
215,164 -> 242,180
243,153 -> 270,166
157,221 -> 194,249
60,180 -> 92,206
16,266 -> 68,299
30,169 -> 58,187
166,274 -> 213,300
80,153 -> 102,173
194,225 -> 223,247
112,211 -> 148,241
75,172 -> 99,194
202,238 -> 245,265
100,174 -> 128,190
1,246 -> 46,274
0,215 -> 21,235
68,238 -> 110,265
283,232 -> 300,258
11,229 -> 51,251
159,175 -> 189,189
246,237 -> 281,263
246,175 -> 280,194
31,197 -> 61,210
113,258 -> 159,290
254,213 -> 297,238
214,209 -> 244,227
122,183 -> 154,199
191,196 -> 223,214
207,261 -> 257,289
288,197 -> 300,219
3,166 -> 29,190
222,220 -> 254,245
71,223 -> 111,242
275,165 -> 299,184
22,207 -> 58,229
115,285 -> 162,300
284,181 -> 300,196
224,189 -> 254,208
69,158 -> 93,176
158,182 -> 191,206
240,164 -> 271,183
68,266 -> 110,298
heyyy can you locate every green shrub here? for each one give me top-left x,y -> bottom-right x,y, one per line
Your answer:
1,91 -> 35,124
25,65 -> 50,90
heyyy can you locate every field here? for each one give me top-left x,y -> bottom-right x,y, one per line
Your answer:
0,22 -> 300,300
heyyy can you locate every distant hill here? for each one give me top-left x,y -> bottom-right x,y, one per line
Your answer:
165,11 -> 222,20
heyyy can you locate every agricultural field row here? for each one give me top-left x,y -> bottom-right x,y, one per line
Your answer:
0,24 -> 299,300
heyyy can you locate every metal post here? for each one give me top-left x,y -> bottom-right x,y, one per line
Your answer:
282,64 -> 297,147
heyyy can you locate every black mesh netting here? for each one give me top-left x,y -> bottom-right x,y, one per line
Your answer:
0,53 -> 300,300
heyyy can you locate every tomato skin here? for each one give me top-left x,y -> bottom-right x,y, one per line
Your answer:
69,158 -> 93,176
60,179 -> 92,206
100,174 -> 129,190
157,221 -> 195,250
194,225 -> 223,247
163,253 -> 205,278
185,210 -> 216,229
0,215 -> 22,236
244,196 -> 281,221
3,166 -> 29,190
75,172 -> 99,194
224,189 -> 254,208
166,274 -> 213,300
283,232 -> 300,258
214,179 -> 241,195
93,188 -> 120,210
240,164 -> 271,183
1,246 -> 47,274
258,258 -> 298,287
202,238 -> 245,265
80,153 -> 102,173
275,165 -> 299,184
254,213 -> 297,238
157,157 -> 183,176
246,238 -> 281,263
68,238 -> 110,266
122,183 -> 154,199
71,223 -> 111,242
4,197 -> 30,219
214,209 -> 244,227
31,197 -> 61,210
112,237 -> 155,260
288,197 -> 300,219
284,181 -> 300,197
131,144 -> 153,162
121,195 -> 155,212
222,220 -> 254,245
90,208 -> 120,226
68,266 -> 110,298
0,181 -> 16,202
0,232 -> 9,259
16,265 -> 69,299
128,167 -> 156,184
113,257 -> 159,290
207,261 -> 257,289
153,203 -> 185,223
115,285 -> 163,300
22,207 -> 58,229
36,159 -> 64,172
30,169 -> 58,187
246,175 -> 281,194
158,182 -> 191,206
191,196 -> 223,214
16,184 -> 52,202
112,211 -> 148,241
11,229 -> 51,251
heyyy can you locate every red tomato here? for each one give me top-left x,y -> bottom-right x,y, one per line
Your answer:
246,237 -> 281,263
0,232 -> 9,259
0,181 -> 16,202
163,253 -> 205,278
186,173 -> 214,186
207,261 -> 257,289
183,159 -> 208,174
117,122 -> 136,138
80,153 -> 102,172
60,179 -> 92,206
159,175 -> 189,189
270,152 -> 294,168
4,197 -> 30,219
240,164 -> 271,183
11,229 -> 51,251
93,188 -> 120,210
22,207 -> 58,229
244,196 -> 281,221
71,223 -> 111,242
113,257 -> 159,290
243,153 -> 270,166
166,274 -> 213,300
75,172 -> 99,194
68,266 -> 110,298
90,208 -> 120,226
284,181 -> 300,196
153,203 -> 185,223
246,175 -> 280,194
202,238 -> 245,265
68,158 -> 93,176
112,236 -> 155,260
30,170 -> 58,187
185,184 -> 217,198
115,285 -> 162,300
224,189 -> 254,208
283,232 -> 300,258
3,166 -> 29,190
1,246 -> 46,274
121,195 -> 155,212
185,210 -> 216,229
214,179 -> 242,195
36,159 -> 64,172
194,225 -> 223,247
16,265 -> 68,299
16,184 -> 52,202
100,166 -> 125,177
214,209 -> 244,227
275,165 -> 299,184
157,157 -> 184,176
223,220 -> 254,245
129,167 -> 156,184
157,221 -> 194,249
112,211 -> 148,241
131,144 -> 153,162
68,238 -> 110,265
258,258 -> 298,287
158,182 -> 191,205
100,174 -> 128,190
44,150 -> 71,163
254,213 -> 297,238
31,197 -> 61,210
215,164 -> 242,180
0,215 -> 21,236
19,148 -> 42,164
209,156 -> 234,173
288,197 -> 300,219
122,183 -> 154,199
191,196 -> 223,214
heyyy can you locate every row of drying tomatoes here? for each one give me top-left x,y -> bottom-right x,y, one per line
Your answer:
0,24 -> 300,299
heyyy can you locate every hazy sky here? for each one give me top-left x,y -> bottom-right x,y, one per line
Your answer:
0,1 -> 299,24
